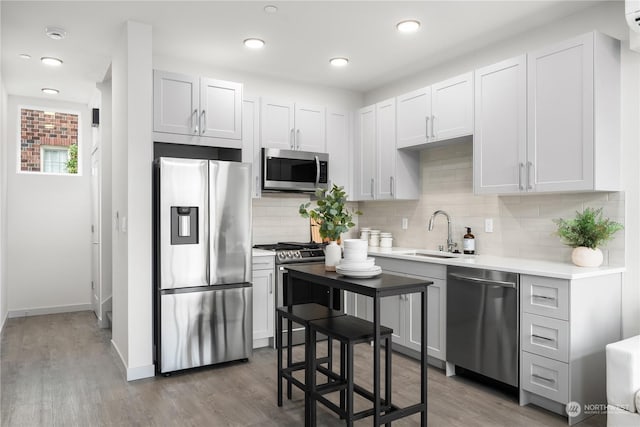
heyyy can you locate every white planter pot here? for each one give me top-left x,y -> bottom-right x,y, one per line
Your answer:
324,240 -> 342,271
571,246 -> 603,267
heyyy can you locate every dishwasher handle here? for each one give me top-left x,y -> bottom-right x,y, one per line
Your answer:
448,272 -> 517,289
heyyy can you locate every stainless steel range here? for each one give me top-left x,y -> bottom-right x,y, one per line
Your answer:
253,242 -> 340,345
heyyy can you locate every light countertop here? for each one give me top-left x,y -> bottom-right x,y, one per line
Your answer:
368,247 -> 625,280
253,248 -> 276,257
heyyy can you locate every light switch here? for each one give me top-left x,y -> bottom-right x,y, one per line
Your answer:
402,218 -> 408,230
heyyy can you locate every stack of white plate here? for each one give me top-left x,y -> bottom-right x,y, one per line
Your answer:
337,239 -> 382,278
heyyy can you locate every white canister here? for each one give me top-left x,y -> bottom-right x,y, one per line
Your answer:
380,237 -> 393,248
369,230 -> 381,247
360,227 -> 371,241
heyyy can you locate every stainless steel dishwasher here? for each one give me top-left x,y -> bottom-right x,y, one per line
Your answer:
446,266 -> 519,387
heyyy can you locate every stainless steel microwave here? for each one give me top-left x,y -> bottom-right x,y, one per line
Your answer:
262,148 -> 329,193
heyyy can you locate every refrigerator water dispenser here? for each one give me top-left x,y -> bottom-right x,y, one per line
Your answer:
171,207 -> 198,244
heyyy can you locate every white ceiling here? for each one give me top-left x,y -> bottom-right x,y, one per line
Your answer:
1,1 -> 607,104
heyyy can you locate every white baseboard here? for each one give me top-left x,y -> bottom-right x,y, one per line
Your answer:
0,311 -> 7,334
111,339 -> 155,381
8,303 -> 93,318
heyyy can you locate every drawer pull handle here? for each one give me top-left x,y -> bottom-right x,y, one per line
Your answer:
532,334 -> 555,342
532,373 -> 556,384
532,294 -> 556,301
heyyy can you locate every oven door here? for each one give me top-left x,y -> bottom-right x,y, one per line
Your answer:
263,148 -> 328,192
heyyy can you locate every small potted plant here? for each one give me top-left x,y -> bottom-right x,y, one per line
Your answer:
299,185 -> 361,271
554,207 -> 623,267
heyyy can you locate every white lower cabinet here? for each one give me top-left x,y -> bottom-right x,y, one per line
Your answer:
252,255 -> 275,348
519,273 -> 622,425
373,257 -> 446,363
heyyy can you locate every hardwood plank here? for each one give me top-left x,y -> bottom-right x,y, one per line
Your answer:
1,312 -> 606,426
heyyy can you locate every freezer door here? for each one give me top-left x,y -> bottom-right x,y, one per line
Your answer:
209,161 -> 252,285
159,158 -> 208,289
159,286 -> 252,373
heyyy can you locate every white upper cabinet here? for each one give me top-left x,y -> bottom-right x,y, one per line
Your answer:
295,104 -> 326,152
396,87 -> 431,149
200,78 -> 242,140
474,55 -> 527,194
354,101 -> 419,201
526,32 -> 621,193
260,99 -> 326,152
396,72 -> 473,149
354,105 -> 376,200
376,98 -> 396,200
474,32 -> 621,195
153,70 -> 242,147
431,72 -> 474,141
260,99 -> 295,150
326,109 -> 353,197
154,71 -> 199,135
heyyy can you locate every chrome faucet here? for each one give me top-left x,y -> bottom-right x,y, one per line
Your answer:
428,210 -> 457,253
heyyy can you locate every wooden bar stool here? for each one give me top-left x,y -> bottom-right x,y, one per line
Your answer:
307,315 -> 393,426
276,303 -> 345,406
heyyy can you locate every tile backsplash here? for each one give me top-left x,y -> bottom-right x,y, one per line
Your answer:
252,195 -> 360,245
357,140 -> 625,266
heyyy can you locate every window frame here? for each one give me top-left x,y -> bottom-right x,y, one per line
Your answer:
40,145 -> 71,174
16,104 -> 83,176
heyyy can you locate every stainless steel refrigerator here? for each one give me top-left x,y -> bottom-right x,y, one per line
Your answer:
154,157 -> 252,374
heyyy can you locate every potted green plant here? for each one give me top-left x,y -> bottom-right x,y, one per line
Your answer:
299,185 -> 361,271
554,207 -> 623,267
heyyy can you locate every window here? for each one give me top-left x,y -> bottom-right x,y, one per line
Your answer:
19,107 -> 80,175
41,146 -> 69,173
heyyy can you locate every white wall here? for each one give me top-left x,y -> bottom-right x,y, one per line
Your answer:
362,1 -> 640,337
0,0 -> 8,329
5,96 -> 92,316
111,21 -> 154,381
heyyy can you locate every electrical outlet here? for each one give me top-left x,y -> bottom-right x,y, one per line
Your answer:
485,218 -> 494,233
401,218 -> 408,230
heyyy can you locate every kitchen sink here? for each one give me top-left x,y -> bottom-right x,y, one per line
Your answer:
411,253 -> 456,259
393,250 -> 458,259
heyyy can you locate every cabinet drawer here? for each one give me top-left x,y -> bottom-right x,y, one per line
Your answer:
252,256 -> 275,271
521,275 -> 569,320
521,313 -> 569,363
521,352 -> 569,404
374,257 -> 446,279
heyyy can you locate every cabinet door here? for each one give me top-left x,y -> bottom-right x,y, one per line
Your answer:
345,291 -> 371,320
380,296 -> 405,345
252,268 -> 274,342
261,99 -> 295,150
432,72 -> 474,141
153,70 -> 198,135
473,56 -> 527,195
199,78 -> 242,141
295,104 -> 326,152
326,109 -> 352,196
242,98 -> 261,199
354,105 -> 376,200
375,98 -> 396,200
407,279 -> 446,360
396,87 -> 431,149
527,33 -> 594,192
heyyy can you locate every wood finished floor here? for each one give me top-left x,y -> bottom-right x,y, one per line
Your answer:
1,311 -> 607,426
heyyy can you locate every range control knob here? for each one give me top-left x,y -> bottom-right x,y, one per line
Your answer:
277,252 -> 286,260
293,251 -> 302,258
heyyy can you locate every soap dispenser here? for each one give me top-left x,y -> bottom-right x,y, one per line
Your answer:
463,227 -> 475,255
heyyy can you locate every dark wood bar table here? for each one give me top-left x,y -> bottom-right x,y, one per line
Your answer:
285,264 -> 433,426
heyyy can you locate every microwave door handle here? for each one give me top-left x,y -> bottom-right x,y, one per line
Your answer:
314,155 -> 320,186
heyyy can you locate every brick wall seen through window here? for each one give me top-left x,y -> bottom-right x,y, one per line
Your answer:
20,108 -> 79,174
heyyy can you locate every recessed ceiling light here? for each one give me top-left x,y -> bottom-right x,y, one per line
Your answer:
329,57 -> 349,67
396,20 -> 421,33
244,38 -> 265,49
264,5 -> 278,13
41,57 -> 63,67
18,54 -> 32,60
41,88 -> 59,95
45,26 -> 67,40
